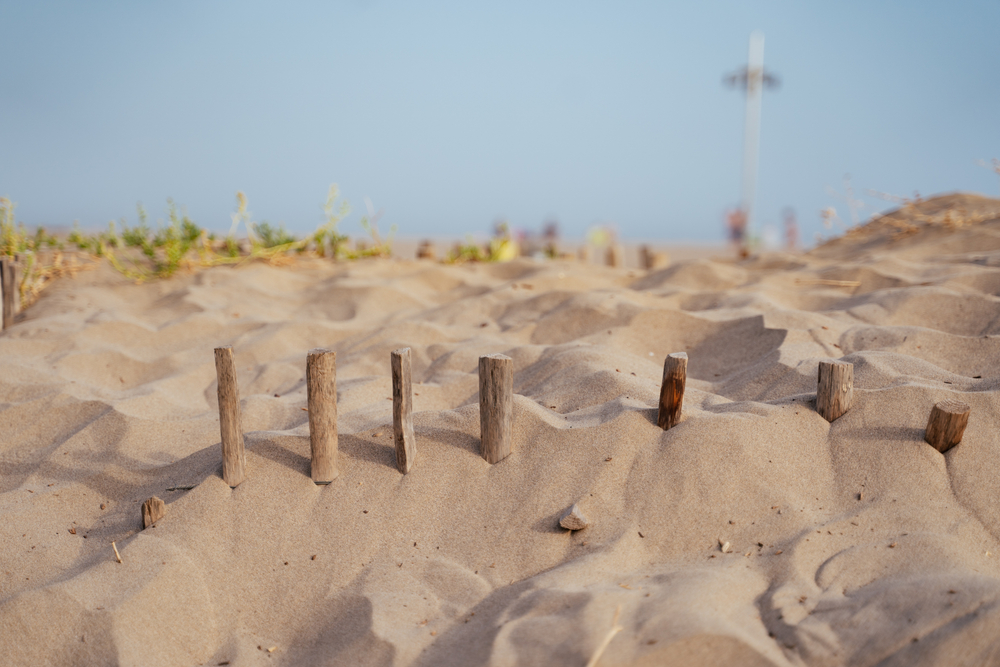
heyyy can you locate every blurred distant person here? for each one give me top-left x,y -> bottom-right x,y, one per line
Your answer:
761,223 -> 780,249
783,207 -> 799,251
726,208 -> 748,257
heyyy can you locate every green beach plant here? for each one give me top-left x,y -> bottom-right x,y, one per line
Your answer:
1,183 -> 404,305
446,235 -> 489,263
254,221 -> 297,249
0,196 -> 95,307
444,223 -> 516,263
313,184 -> 350,258
348,214 -> 396,259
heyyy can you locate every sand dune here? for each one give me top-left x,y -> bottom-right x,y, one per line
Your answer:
3,194 -> 1000,665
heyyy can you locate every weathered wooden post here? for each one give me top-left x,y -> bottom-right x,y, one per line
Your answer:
657,352 -> 687,430
416,240 -> 436,260
1,258 -> 15,330
639,245 -> 669,270
12,253 -> 21,314
479,354 -> 513,464
391,347 -> 416,473
817,360 -> 853,422
606,244 -> 624,268
307,348 -> 339,483
639,245 -> 654,270
925,399 -> 970,453
214,346 -> 247,487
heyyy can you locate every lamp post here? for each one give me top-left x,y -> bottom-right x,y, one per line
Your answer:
724,31 -> 779,252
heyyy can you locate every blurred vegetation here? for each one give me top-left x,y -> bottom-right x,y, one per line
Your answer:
0,182 -> 531,310
0,184 -> 400,307
445,222 -> 518,263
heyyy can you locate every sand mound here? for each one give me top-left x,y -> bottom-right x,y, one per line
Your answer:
4,195 -> 1000,665
813,192 -> 1000,262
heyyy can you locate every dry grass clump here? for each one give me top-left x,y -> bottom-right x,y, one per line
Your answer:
0,196 -> 99,308
841,193 -> 1000,243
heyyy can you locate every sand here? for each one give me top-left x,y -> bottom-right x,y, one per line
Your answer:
3,193 -> 1000,666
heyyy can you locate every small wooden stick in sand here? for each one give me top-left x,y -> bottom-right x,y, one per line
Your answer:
925,399 -> 970,453
817,360 -> 853,422
479,354 -> 513,464
585,605 -> 623,667
307,348 -> 339,483
1,259 -> 15,330
112,541 -> 122,563
391,347 -> 416,473
639,244 -> 654,270
606,244 -> 624,268
657,352 -> 687,430
416,240 -> 436,260
215,346 -> 247,487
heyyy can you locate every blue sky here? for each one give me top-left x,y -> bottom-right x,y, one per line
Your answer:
1,1 -> 998,244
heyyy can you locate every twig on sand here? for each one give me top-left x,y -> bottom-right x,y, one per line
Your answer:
112,541 -> 122,563
166,485 -> 196,491
585,605 -> 623,667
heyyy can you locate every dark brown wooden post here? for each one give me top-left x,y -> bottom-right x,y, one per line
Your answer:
1,259 -> 15,330
606,244 -> 623,268
416,240 -> 436,260
307,348 -> 339,483
817,360 -> 853,422
925,399 -> 970,453
214,346 -> 246,487
479,354 -> 513,464
12,253 -> 22,313
639,245 -> 668,270
391,347 -> 416,473
657,352 -> 687,430
640,245 -> 654,270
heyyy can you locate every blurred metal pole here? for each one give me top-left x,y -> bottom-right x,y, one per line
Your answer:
724,31 -> 778,251
741,31 -> 765,240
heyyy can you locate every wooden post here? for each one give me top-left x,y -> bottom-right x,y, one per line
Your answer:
1,259 -> 15,330
391,347 -> 416,473
925,399 -> 970,453
578,245 -> 591,264
215,346 -> 246,487
639,245 -> 654,270
639,245 -> 669,270
12,253 -> 21,314
657,352 -> 687,430
416,240 -> 436,260
307,348 -> 339,483
606,244 -> 623,268
479,354 -> 513,464
817,360 -> 853,422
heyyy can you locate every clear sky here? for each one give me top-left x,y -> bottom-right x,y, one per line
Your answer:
1,1 -> 998,244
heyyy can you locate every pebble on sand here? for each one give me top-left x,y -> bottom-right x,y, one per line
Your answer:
559,504 -> 589,531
